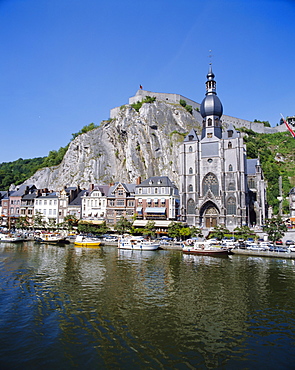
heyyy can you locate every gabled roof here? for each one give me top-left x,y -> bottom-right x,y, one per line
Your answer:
183,129 -> 199,142
108,182 -> 136,196
69,190 -> 88,206
10,184 -> 36,197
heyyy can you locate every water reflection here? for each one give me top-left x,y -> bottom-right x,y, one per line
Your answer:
0,242 -> 295,369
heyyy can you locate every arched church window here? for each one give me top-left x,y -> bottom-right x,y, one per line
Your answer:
188,184 -> 193,192
189,167 -> 193,174
203,173 -> 219,196
248,178 -> 255,189
208,118 -> 212,126
228,141 -> 232,149
226,197 -> 236,215
228,182 -> 235,191
187,199 -> 195,214
189,146 -> 193,152
229,164 -> 233,171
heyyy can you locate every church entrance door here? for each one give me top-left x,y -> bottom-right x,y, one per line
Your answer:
204,206 -> 219,228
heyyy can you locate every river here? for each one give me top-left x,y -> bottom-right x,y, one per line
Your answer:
0,241 -> 295,369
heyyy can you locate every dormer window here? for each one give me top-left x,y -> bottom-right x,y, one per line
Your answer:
188,135 -> 194,141
208,118 -> 212,126
228,130 -> 233,138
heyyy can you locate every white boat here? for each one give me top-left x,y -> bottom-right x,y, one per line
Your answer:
182,240 -> 229,256
0,233 -> 25,243
118,236 -> 160,251
74,235 -> 101,247
35,233 -> 69,244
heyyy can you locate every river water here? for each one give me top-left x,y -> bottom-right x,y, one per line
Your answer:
1,241 -> 295,369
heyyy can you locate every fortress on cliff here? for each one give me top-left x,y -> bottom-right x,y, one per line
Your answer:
110,89 -> 289,135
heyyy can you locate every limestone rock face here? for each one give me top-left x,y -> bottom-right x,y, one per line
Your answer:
24,101 -> 202,189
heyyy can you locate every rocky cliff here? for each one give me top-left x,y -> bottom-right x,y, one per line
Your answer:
23,99 -> 202,189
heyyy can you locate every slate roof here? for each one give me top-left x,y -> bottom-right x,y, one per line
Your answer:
69,190 -> 87,206
246,158 -> 258,175
138,176 -> 176,188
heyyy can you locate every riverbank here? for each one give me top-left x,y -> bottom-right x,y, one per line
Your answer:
231,248 -> 295,259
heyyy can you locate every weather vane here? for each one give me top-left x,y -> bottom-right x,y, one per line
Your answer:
209,50 -> 213,65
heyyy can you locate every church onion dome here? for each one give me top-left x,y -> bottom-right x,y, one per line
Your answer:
200,94 -> 223,118
200,65 -> 223,118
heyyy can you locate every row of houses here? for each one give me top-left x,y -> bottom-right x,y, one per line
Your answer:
0,176 -> 180,231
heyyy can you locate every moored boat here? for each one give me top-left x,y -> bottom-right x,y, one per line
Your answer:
118,236 -> 159,251
182,241 -> 229,256
35,233 -> 69,244
74,235 -> 101,247
0,233 -> 25,243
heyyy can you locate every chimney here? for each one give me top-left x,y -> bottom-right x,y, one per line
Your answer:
136,176 -> 141,185
89,184 -> 94,191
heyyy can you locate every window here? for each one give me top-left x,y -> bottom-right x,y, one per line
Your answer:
49,200 -> 52,205
189,146 -> 193,152
138,188 -> 142,194
118,189 -> 123,196
229,164 -> 233,171
44,200 -> 47,205
207,133 -> 213,138
208,118 -> 212,126
228,130 -> 233,138
117,200 -> 124,206
187,199 -> 195,214
227,197 -> 236,215
155,188 -> 158,194
228,141 -> 232,149
248,178 -> 255,189
189,167 -> 193,174
203,173 -> 219,196
188,184 -> 193,192
228,182 -> 235,191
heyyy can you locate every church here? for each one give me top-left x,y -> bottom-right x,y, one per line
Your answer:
179,66 -> 267,230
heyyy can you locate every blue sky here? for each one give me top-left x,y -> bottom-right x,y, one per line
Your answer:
0,0 -> 294,163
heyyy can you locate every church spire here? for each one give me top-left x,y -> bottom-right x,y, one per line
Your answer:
200,65 -> 223,140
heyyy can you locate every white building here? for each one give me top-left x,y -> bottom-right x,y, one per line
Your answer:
81,185 -> 110,220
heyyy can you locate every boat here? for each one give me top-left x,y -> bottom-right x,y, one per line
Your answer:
35,233 -> 69,244
118,236 -> 160,251
0,233 -> 25,243
74,235 -> 101,247
182,240 -> 229,256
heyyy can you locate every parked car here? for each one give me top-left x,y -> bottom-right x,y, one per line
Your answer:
285,240 -> 295,246
269,246 -> 288,253
275,240 -> 283,245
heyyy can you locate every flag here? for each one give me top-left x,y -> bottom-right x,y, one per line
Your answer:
281,114 -> 295,139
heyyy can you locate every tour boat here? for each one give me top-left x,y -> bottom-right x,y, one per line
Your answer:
74,235 -> 101,247
182,241 -> 229,256
118,236 -> 160,251
35,233 -> 69,244
0,233 -> 25,243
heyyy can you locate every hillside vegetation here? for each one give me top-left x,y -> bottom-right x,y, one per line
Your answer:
242,128 -> 295,213
0,123 -> 98,190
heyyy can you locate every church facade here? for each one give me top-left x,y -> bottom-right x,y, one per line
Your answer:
179,66 -> 267,230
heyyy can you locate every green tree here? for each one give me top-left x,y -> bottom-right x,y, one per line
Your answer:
263,216 -> 287,243
167,222 -> 186,240
64,215 -> 79,231
209,225 -> 230,240
15,216 -> 30,230
143,221 -> 156,239
33,212 -> 45,229
115,217 -> 132,235
233,225 -> 253,241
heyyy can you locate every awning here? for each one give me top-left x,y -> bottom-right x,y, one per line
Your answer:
133,220 -> 181,227
78,220 -> 105,225
145,207 -> 166,214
